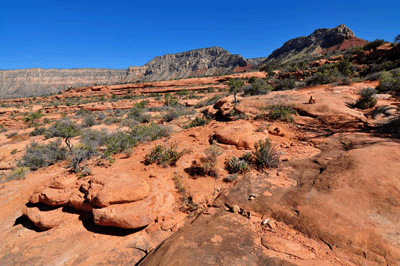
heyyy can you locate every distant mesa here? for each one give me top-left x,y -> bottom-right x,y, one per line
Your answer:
0,25 -> 369,99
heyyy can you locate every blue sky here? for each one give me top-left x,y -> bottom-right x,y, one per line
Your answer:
1,0 -> 399,70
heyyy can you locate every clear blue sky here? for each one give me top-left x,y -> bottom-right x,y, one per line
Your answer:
1,0 -> 399,70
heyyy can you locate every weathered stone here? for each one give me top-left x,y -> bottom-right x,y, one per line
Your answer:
91,173 -> 150,207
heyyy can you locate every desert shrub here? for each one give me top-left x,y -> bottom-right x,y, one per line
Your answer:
354,88 -> 378,109
45,119 -> 81,150
253,138 -> 280,169
75,108 -> 90,117
176,89 -> 190,96
363,39 -> 386,51
81,114 -> 96,128
164,93 -> 179,106
194,94 -> 223,108
337,58 -> 352,77
97,112 -> 106,121
226,156 -> 249,174
201,144 -> 223,178
79,128 -> 108,150
248,76 -> 258,84
305,71 -> 334,86
22,110 -> 43,126
10,148 -> 17,155
228,78 -> 244,106
113,109 -> 126,117
29,127 -> 46,136
5,167 -> 30,181
0,124 -> 7,133
173,174 -> 198,213
267,105 -> 297,122
129,123 -> 171,142
6,132 -> 18,139
376,70 -> 400,93
144,144 -> 190,167
184,116 -> 211,129
105,131 -> 136,155
127,106 -> 151,123
68,144 -> 97,173
162,106 -> 194,122
274,78 -> 296,91
19,139 -> 67,170
243,79 -> 272,96
104,117 -> 121,125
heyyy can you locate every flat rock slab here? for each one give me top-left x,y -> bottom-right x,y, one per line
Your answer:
214,121 -> 266,149
140,209 -> 296,266
261,234 -> 316,260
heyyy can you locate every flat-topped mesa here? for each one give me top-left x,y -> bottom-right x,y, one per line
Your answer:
141,47 -> 249,81
264,24 -> 365,65
0,67 -> 146,99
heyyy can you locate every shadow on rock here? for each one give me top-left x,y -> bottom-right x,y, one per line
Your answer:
79,211 -> 145,236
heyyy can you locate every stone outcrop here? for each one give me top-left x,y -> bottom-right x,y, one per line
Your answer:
142,47 -> 249,81
0,67 -> 145,99
24,173 -> 175,230
264,24 -> 367,65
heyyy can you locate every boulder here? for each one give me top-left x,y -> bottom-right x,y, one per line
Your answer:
22,206 -> 75,231
93,198 -> 154,229
90,173 -> 150,207
214,121 -> 266,149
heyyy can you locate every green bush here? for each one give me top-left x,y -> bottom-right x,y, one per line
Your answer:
226,156 -> 249,174
68,144 -> 97,173
5,167 -> 30,181
0,124 -> 7,133
274,78 -> 296,91
129,123 -> 171,142
82,115 -> 97,128
253,138 -> 280,169
19,139 -> 67,170
6,132 -> 18,139
22,110 -> 43,126
144,144 -> 190,167
176,89 -> 190,96
30,127 -> 46,136
164,93 -> 179,106
127,106 -> 151,123
243,79 -> 272,96
267,105 -> 297,122
377,70 -> 400,93
305,71 -> 334,86
337,58 -> 352,77
184,117 -> 211,128
354,88 -> 377,109
105,131 -> 136,155
45,119 -> 81,150
363,39 -> 386,51
201,144 -> 223,178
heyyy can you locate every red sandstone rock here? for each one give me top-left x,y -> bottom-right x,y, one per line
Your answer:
90,173 -> 150,207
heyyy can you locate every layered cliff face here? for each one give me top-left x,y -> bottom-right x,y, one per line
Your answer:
0,47 -> 248,99
264,24 -> 367,65
141,47 -> 248,81
0,68 -> 145,99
